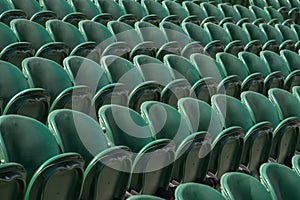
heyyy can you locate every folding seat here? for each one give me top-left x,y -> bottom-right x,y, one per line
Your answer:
68,0 -> 113,26
260,23 -> 296,52
46,19 -> 99,62
216,52 -> 264,94
265,7 -> 293,27
141,0 -> 181,25
10,0 -> 56,26
127,195 -> 164,200
119,0 -> 161,26
241,91 -> 299,165
0,0 -> 26,26
164,54 -> 218,103
175,183 -> 225,200
268,88 -> 300,151
99,105 -> 176,196
218,3 -> 251,26
162,0 -> 200,25
101,55 -> 161,112
160,21 -> 206,59
277,0 -> 300,24
260,50 -> 300,91
280,49 -> 300,75
204,23 -> 244,56
0,115 -> 85,200
134,55 -> 191,107
107,21 -> 156,60
0,162 -> 26,200
212,94 -> 273,177
292,155 -> 300,175
224,23 -> 262,56
200,2 -> 234,26
135,21 -> 181,60
190,53 -> 242,98
11,19 -> 68,65
48,109 -> 132,200
182,22 -> 223,58
0,22 -> 34,70
40,0 -> 87,27
276,24 -> 300,51
221,172 -> 272,200
291,24 -> 300,41
22,57 -> 92,114
94,0 -> 137,27
239,52 -> 284,94
234,4 -> 265,25
0,60 -> 50,123
243,23 -> 279,53
260,163 -> 300,199
249,5 -> 280,26
265,0 -> 289,20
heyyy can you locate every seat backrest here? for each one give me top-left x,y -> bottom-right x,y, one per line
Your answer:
212,94 -> 254,131
250,5 -> 271,21
95,0 -> 125,19
260,50 -> 290,77
0,22 -> 20,50
0,115 -> 61,182
11,0 -> 42,18
242,23 -> 268,44
182,22 -> 211,46
204,23 -> 232,46
276,24 -> 299,43
219,4 -> 242,22
201,2 -> 224,21
120,0 -> 147,20
134,55 -> 174,85
46,19 -> 86,50
22,57 -> 73,102
162,0 -> 189,21
99,105 -> 154,153
0,0 -> 14,13
265,7 -> 284,22
69,0 -> 101,19
160,21 -> 191,47
221,172 -> 272,200
259,24 -> 283,43
182,2 -> 208,20
224,22 -> 249,45
40,0 -> 75,19
141,0 -> 169,20
234,5 -> 256,21
280,49 -> 300,71
11,19 -> 54,50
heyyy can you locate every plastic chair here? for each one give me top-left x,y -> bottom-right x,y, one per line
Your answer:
276,24 -> 300,52
201,2 -> 234,25
234,4 -> 265,25
250,5 -> 280,25
0,0 -> 26,26
219,3 -> 251,26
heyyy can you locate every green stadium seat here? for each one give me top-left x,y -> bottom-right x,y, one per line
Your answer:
260,163 -> 300,199
250,0 -> 268,8
164,54 -> 217,103
0,115 -> 85,199
249,5 -> 280,25
99,105 -> 175,196
260,50 -> 300,91
141,101 -> 211,183
127,195 -> 164,200
212,94 -> 273,177
200,2 -> 234,26
134,55 -> 190,107
264,7 -> 293,26
101,55 -> 161,112
289,0 -> 300,8
11,19 -> 68,65
22,57 -> 92,114
190,53 -> 242,98
46,19 -> 99,62
265,0 -> 289,19
239,51 -> 284,94
48,109 -> 132,200
68,0 -> 113,26
218,3 -> 251,26
234,4 -> 265,25
0,60 -> 50,123
275,24 -> 300,51
216,52 -> 264,94
40,0 -> 87,27
292,155 -> 300,175
277,0 -> 300,24
241,91 -> 299,165
291,24 -> 300,43
10,0 -> 56,26
175,183 -> 225,200
221,172 -> 272,200
0,163 -> 26,200
204,23 -> 244,56
0,0 -> 26,26
281,49 -> 300,72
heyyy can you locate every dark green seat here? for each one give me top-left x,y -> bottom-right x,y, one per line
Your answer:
201,2 -> 234,25
22,57 -> 92,114
260,50 -> 300,92
276,24 -> 300,52
134,55 -> 191,108
68,0 -> 113,26
216,52 -> 264,94
239,51 -> 284,94
0,22 -> 34,70
48,109 -> 132,200
221,172 -> 272,200
292,155 -> 300,175
127,195 -> 164,200
219,3 -> 251,26
190,53 -> 242,98
141,101 -> 211,183
265,7 -> 293,26
11,19 -> 68,65
46,19 -> 99,62
0,60 -> 50,123
0,163 -> 26,200
281,49 -> 300,72
101,55 -> 161,112
175,182 -> 225,200
135,21 -> 181,60
40,0 -> 87,27
212,94 -> 273,177
0,0 -> 26,26
164,54 -> 217,103
10,0 -> 56,26
241,91 -> 299,165
99,105 -> 175,196
250,5 -> 280,25
0,115 -> 85,200
260,163 -> 300,200
277,0 -> 300,24
234,4 -> 265,25
204,23 -> 244,56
